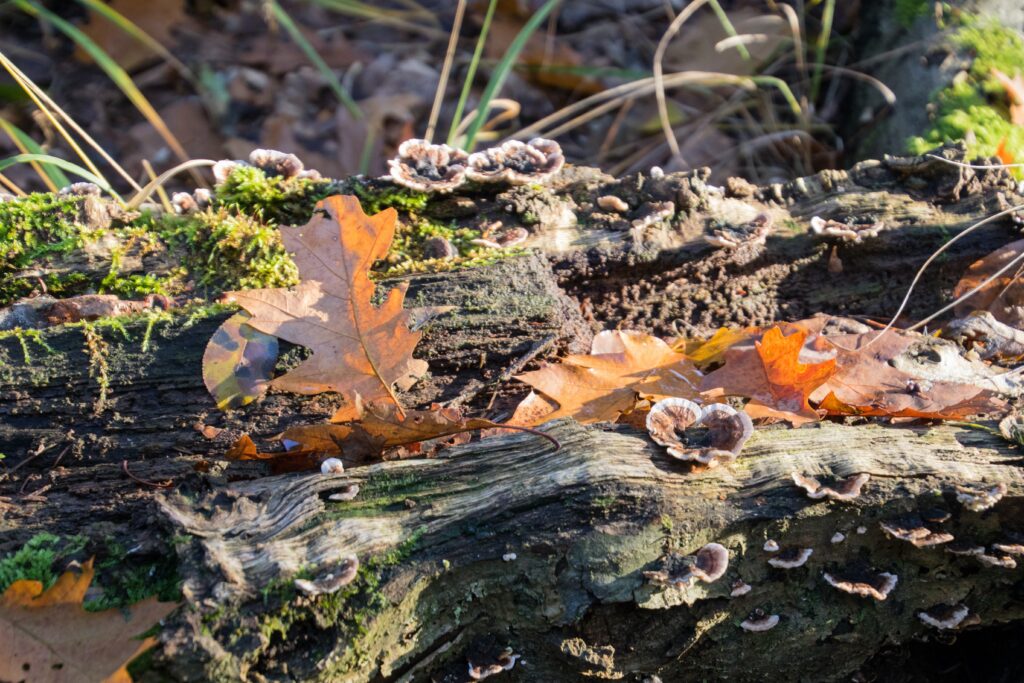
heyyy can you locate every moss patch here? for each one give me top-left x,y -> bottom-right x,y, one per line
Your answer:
0,533 -> 87,593
909,20 -> 1024,170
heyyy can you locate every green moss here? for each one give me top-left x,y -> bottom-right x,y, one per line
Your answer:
909,21 -> 1024,170
0,533 -> 88,593
350,181 -> 430,215
894,0 -> 931,27
215,165 -> 335,226
84,539 -> 181,612
156,207 -> 299,292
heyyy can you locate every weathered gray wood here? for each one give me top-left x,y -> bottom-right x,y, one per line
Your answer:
154,421 -> 1024,682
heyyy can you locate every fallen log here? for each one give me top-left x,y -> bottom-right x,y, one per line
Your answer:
1,148 -> 1024,681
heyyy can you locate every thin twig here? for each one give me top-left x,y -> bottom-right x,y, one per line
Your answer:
121,459 -> 174,488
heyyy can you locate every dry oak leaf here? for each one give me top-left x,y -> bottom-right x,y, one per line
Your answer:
952,238 -> 1024,328
227,195 -> 426,423
992,68 -> 1024,126
515,330 -> 702,425
810,330 -> 1005,419
674,326 -> 757,367
77,0 -> 190,72
0,558 -> 177,683
231,401 -> 516,471
700,326 -> 836,425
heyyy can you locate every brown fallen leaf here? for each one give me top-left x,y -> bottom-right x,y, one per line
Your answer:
0,559 -> 177,683
809,330 -> 1005,419
514,330 -> 702,425
77,0 -> 189,72
230,400 -> 552,471
700,326 -> 837,425
992,68 -> 1024,126
952,238 -> 1024,327
225,196 -> 426,422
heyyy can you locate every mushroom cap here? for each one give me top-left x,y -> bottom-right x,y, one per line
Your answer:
740,611 -> 780,632
249,148 -> 304,178
831,532 -> 846,544
880,517 -> 955,547
945,540 -> 986,556
321,457 -> 345,475
646,399 -> 753,467
466,137 -> 564,185
955,482 -> 1008,512
327,484 -> 360,501
791,472 -> 870,501
976,551 -> 1017,569
597,195 -> 630,213
691,542 -> 729,582
213,159 -> 248,185
809,216 -> 883,242
823,569 -> 898,600
768,547 -> 813,569
763,539 -> 780,552
918,604 -> 971,630
387,138 -> 469,193
730,580 -> 752,597
57,182 -> 102,197
294,556 -> 359,596
705,213 -> 773,249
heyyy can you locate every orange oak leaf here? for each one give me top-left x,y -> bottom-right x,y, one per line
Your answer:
809,330 -> 1005,419
514,330 -> 702,424
992,68 -> 1024,126
226,195 -> 426,422
0,558 -> 177,683
700,326 -> 836,425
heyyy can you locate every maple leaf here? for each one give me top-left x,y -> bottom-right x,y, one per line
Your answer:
225,195 -> 426,422
514,330 -> 702,424
809,330 -> 1005,419
700,326 -> 836,425
0,559 -> 177,683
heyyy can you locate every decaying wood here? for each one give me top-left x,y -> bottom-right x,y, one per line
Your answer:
2,147 -> 1024,681
155,421 -> 1024,681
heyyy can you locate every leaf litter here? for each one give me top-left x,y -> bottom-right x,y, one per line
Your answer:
205,195 -> 1020,473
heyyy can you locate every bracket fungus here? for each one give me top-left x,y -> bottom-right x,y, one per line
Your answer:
823,569 -> 898,600
597,195 -> 630,213
791,472 -> 870,501
213,159 -> 247,185
704,213 -> 773,249
466,138 -> 564,185
327,484 -> 360,502
646,399 -> 754,468
809,216 -> 883,242
831,532 -> 846,544
467,648 -> 520,680
320,458 -> 345,475
918,604 -> 972,630
763,539 -> 780,553
294,557 -> 359,597
644,543 -> 729,587
879,516 -> 955,547
388,138 -> 469,193
470,226 -> 529,250
768,547 -> 813,569
249,148 -> 304,179
976,550 -> 1017,569
630,201 -> 676,231
740,610 -> 780,632
945,541 -> 985,557
955,482 -> 1007,512
730,580 -> 752,597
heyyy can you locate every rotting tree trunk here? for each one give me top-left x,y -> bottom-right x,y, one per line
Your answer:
152,421 -> 1024,682
2,148 -> 1024,681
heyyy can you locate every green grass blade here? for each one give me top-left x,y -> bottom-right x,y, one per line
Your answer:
267,0 -> 362,119
462,0 -> 560,150
447,0 -> 498,145
811,0 -> 836,102
73,0 -> 195,83
16,0 -> 192,167
0,120 -> 70,188
0,153 -> 121,200
707,0 -> 751,60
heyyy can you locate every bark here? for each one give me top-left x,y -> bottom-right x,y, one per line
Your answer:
2,148 -> 1024,681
